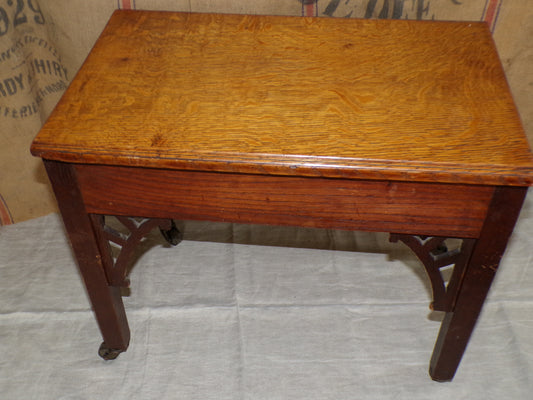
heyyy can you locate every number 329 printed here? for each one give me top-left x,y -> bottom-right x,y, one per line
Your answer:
0,0 -> 45,36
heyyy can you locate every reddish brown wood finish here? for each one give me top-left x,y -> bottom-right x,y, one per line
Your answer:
389,235 -> 476,312
429,186 -> 527,381
90,215 -> 176,287
75,164 -> 493,238
44,161 -> 130,353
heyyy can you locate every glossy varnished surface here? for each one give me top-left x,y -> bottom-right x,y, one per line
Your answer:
31,11 -> 533,185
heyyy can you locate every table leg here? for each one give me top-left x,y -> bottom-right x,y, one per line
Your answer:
429,186 -> 527,381
44,161 -> 130,359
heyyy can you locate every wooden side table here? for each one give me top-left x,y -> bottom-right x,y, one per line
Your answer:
31,11 -> 533,381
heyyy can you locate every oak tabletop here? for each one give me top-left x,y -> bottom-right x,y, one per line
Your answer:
31,10 -> 533,186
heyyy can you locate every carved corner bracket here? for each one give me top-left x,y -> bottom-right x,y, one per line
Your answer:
389,234 -> 475,312
90,215 -> 182,287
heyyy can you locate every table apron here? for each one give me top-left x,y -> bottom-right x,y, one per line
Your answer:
75,164 -> 494,238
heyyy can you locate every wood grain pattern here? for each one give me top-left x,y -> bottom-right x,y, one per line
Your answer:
30,12 -> 533,379
31,11 -> 533,186
75,164 -> 494,238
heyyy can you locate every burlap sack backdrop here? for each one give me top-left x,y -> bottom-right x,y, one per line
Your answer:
0,0 -> 68,224
1,0 -> 531,224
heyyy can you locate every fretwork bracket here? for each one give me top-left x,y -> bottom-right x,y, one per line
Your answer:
90,215 -> 182,287
389,234 -> 475,312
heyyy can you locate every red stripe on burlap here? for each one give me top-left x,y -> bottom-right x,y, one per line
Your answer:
483,0 -> 502,32
302,1 -> 317,17
0,194 -> 13,225
118,0 -> 135,10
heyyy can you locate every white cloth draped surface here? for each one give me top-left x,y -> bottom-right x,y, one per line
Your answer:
1,192 -> 532,399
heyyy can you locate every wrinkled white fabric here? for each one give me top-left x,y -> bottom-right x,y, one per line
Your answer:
1,192 -> 532,399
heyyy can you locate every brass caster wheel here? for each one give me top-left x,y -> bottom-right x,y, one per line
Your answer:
98,342 -> 124,360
